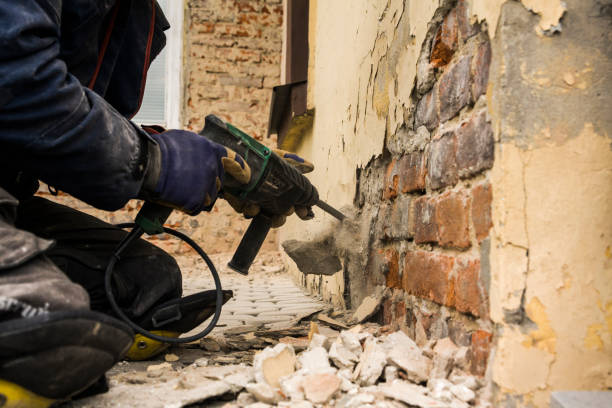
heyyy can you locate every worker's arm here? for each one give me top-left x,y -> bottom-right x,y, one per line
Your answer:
0,0 -> 150,211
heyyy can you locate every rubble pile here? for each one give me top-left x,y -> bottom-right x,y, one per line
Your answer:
221,324 -> 484,408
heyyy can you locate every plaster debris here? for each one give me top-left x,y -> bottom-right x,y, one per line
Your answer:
354,337 -> 387,386
253,343 -> 297,388
298,346 -> 333,372
329,341 -> 359,370
379,379 -> 445,407
352,288 -> 385,323
302,372 -> 342,403
382,331 -> 432,383
164,353 -> 179,362
246,382 -> 282,404
318,313 -> 350,330
71,318 -> 485,407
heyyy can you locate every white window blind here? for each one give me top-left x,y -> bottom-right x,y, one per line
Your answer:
132,0 -> 182,127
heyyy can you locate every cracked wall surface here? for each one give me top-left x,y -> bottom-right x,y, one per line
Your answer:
280,0 -> 612,406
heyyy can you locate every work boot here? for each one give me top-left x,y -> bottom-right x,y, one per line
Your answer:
0,188 -> 133,407
16,196 -> 230,360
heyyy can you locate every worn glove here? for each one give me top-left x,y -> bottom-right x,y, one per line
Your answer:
224,149 -> 315,228
141,129 -> 251,215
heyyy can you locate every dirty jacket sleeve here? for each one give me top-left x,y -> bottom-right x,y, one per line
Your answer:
0,0 -> 150,211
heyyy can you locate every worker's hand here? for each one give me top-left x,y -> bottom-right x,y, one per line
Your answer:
224,149 -> 315,228
141,129 -> 251,215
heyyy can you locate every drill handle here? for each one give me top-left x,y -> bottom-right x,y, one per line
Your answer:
228,213 -> 272,275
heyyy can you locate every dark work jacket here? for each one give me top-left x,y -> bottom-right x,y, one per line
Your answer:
0,0 -> 169,210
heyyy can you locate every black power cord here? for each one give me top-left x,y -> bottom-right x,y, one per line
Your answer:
105,223 -> 223,343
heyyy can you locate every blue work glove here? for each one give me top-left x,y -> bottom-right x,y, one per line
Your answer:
141,129 -> 251,215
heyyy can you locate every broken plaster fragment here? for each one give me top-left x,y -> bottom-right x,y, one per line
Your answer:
253,343 -> 297,388
302,372 -> 342,404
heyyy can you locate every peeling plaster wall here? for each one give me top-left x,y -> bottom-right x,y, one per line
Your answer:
281,0 -> 612,405
487,0 -> 612,406
281,0 -> 443,306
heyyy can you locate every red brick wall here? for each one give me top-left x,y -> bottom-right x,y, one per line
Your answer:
359,1 -> 493,377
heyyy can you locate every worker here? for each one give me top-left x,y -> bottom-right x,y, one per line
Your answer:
0,1 -> 312,406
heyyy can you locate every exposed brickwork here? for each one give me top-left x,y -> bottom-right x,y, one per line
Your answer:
357,1 -> 495,378
427,131 -> 458,190
436,190 -> 471,250
430,7 -> 458,68
399,152 -> 427,193
403,251 -> 455,306
414,196 -> 438,244
453,259 -> 484,316
383,159 -> 399,200
438,56 -> 472,122
470,330 -> 493,377
471,182 -> 493,242
471,40 -> 491,101
455,110 -> 494,178
415,86 -> 439,131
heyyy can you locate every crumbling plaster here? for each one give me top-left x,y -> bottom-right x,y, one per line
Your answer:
488,0 -> 612,405
281,0 -> 611,403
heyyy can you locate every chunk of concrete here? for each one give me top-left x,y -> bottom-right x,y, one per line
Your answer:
246,382 -> 281,404
431,337 -> 459,379
282,239 -> 342,276
329,341 -> 359,370
253,343 -> 297,388
382,331 -> 432,383
336,392 -> 376,408
428,378 -> 454,402
298,346 -> 332,372
450,384 -> 475,403
279,371 -> 305,401
340,330 -> 363,356
302,372 -> 341,404
379,379 -> 447,407
354,337 -> 387,386
352,287 -> 384,323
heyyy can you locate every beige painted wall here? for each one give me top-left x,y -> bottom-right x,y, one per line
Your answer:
280,0 -> 612,405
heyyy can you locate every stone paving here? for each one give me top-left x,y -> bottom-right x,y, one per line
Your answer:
180,251 -> 329,334
64,250 -> 330,408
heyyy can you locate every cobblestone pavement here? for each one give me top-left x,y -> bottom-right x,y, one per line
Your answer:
65,251 -> 330,408
180,251 -> 328,334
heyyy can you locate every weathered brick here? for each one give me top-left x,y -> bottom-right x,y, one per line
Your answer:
430,8 -> 458,68
453,259 -> 483,316
382,297 -> 394,326
456,0 -> 480,41
414,196 -> 438,244
399,152 -> 427,193
470,330 -> 492,376
455,111 -> 494,178
403,251 -> 455,306
471,39 -> 491,101
435,190 -> 471,250
427,131 -> 458,190
382,248 -> 401,289
472,182 -> 493,242
383,159 -> 399,200
415,86 -> 439,131
438,56 -> 472,122
375,202 -> 393,240
389,195 -> 413,240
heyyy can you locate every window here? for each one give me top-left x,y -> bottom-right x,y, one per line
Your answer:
132,0 -> 183,128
